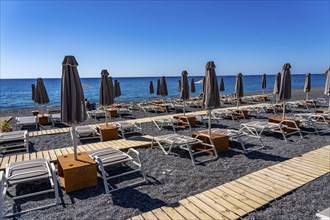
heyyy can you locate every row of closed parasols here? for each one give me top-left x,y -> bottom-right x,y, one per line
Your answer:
149,69 -> 322,105
30,56 -> 330,160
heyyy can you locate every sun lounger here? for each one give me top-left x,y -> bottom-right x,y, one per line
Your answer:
293,113 -> 330,134
0,130 -> 29,154
210,128 -> 265,154
117,107 -> 132,117
240,120 -> 303,141
50,113 -> 61,126
169,100 -> 186,112
138,102 -> 163,114
212,108 -> 246,121
88,148 -> 147,194
152,117 -> 190,133
112,122 -> 143,139
316,207 -> 330,220
75,125 -> 100,140
0,158 -> 60,218
195,113 -> 220,127
316,98 -> 328,107
87,109 -> 106,118
151,133 -> 218,165
15,116 -> 37,129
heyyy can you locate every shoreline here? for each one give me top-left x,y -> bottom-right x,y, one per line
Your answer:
0,87 -> 327,114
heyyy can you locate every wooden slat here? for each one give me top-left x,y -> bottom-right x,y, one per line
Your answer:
249,172 -> 295,191
36,151 -> 44,159
179,199 -> 213,220
197,191 -> 240,219
275,163 -> 321,178
42,150 -> 51,160
160,206 -> 185,220
151,208 -> 171,220
236,177 -> 281,198
209,188 -> 253,214
216,185 -> 261,209
30,152 -> 37,160
222,182 -> 268,205
59,148 -> 69,155
268,166 -> 313,182
0,157 -> 10,169
284,159 -> 328,173
141,211 -> 158,220
54,148 -> 63,157
65,147 -> 74,154
299,154 -> 330,166
23,153 -> 30,161
47,149 -> 58,161
261,168 -> 305,185
172,204 -> 198,220
293,157 -> 330,170
131,215 -> 145,220
15,154 -> 23,162
187,195 -> 227,219
228,181 -> 274,202
252,171 -> 299,189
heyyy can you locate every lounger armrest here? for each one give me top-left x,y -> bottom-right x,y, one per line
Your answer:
0,170 -> 4,198
127,148 -> 140,157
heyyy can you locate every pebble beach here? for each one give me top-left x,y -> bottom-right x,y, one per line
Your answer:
0,88 -> 329,219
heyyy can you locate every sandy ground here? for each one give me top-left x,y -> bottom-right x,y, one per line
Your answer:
0,88 -> 329,219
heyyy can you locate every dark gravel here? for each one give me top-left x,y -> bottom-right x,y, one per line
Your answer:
0,89 -> 329,219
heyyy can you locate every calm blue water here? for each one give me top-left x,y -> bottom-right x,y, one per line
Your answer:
0,74 -> 327,110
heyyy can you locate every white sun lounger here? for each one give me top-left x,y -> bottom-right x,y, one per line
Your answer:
153,118 -> 191,133
240,120 -> 303,141
316,207 -> 330,220
88,148 -> 147,194
0,130 -> 29,154
50,113 -> 61,126
16,116 -> 37,129
195,114 -> 220,127
293,113 -> 330,134
210,128 -> 265,154
151,133 -> 218,166
0,158 -> 60,218
112,122 -> 143,139
75,125 -> 100,140
117,107 -> 132,117
212,109 -> 246,121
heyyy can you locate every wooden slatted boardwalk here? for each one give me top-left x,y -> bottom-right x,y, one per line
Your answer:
129,145 -> 330,220
0,135 -> 153,170
27,103 -> 267,137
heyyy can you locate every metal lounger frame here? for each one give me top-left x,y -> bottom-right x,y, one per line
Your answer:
152,118 -> 190,133
114,122 -> 143,139
240,121 -> 303,142
211,128 -> 265,154
0,159 -> 60,218
0,131 -> 29,154
89,148 -> 147,194
151,134 -> 218,166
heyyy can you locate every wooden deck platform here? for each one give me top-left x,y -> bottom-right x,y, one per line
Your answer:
129,145 -> 330,220
0,135 -> 153,170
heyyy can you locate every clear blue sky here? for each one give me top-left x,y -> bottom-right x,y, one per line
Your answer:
1,0 -> 329,78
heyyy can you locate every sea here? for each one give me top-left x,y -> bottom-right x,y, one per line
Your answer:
0,74 -> 327,111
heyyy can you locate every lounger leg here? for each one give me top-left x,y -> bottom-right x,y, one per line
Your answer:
128,148 -> 147,182
96,158 -> 110,194
186,143 -> 196,166
51,163 -> 60,204
237,136 -> 247,154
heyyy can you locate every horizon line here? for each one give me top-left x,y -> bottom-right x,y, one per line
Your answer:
0,72 -> 326,80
